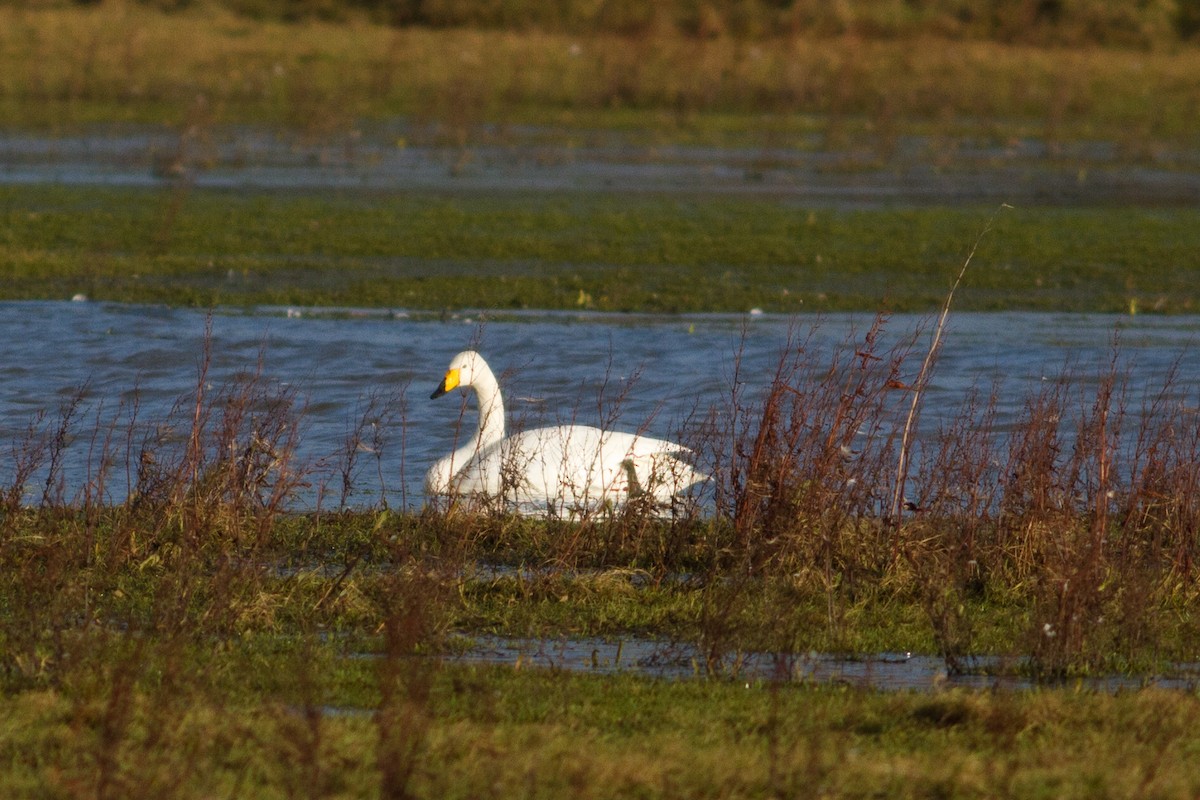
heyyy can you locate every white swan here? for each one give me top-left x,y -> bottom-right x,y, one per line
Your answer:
424,350 -> 704,517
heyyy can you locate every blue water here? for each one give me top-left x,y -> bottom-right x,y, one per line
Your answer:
1,300 -> 1198,510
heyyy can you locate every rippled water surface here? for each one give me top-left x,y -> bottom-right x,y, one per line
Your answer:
1,301 -> 1198,509
451,634 -> 1200,693
5,125 -> 1200,205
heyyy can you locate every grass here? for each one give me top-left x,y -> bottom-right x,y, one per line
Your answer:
2,184 -> 1199,313
4,658 -> 1200,798
3,4 -> 1200,148
2,6 -> 1198,316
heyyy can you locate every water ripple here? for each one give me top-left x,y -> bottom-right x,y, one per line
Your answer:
1,301 -> 1198,509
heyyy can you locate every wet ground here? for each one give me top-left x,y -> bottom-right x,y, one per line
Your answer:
5,123 -> 1200,689
449,634 -> 1200,692
2,122 -> 1199,206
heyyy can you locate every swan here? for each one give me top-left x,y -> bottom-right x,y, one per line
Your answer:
424,350 -> 704,517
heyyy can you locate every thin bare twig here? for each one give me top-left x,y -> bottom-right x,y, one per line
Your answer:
890,204 -> 1010,527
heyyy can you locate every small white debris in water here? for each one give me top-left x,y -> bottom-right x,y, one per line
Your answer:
749,307 -> 764,316
71,293 -> 88,302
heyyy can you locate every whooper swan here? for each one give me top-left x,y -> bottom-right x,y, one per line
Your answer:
424,350 -> 704,517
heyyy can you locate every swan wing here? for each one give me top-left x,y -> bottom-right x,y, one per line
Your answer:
437,426 -> 701,515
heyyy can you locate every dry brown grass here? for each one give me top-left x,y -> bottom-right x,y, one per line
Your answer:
3,3 -> 1200,151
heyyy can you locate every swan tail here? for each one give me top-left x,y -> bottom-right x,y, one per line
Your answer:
623,450 -> 706,500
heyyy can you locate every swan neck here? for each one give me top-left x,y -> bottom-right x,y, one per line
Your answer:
472,367 -> 505,449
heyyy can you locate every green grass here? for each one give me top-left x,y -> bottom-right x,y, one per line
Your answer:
3,498 -> 1200,796
4,655 -> 1200,799
3,185 -> 1198,313
4,509 -> 1197,676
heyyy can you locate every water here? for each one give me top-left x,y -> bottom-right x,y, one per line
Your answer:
1,300 -> 1199,509
4,124 -> 1199,205
451,634 -> 1200,693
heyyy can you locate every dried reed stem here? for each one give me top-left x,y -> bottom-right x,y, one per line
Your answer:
889,204 -> 1010,527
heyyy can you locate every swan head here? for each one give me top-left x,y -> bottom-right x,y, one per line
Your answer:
427,350 -> 504,496
430,350 -> 489,399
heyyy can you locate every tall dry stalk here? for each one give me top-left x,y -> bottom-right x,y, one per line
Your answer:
331,386 -> 408,511
39,383 -> 89,509
889,204 -> 1009,529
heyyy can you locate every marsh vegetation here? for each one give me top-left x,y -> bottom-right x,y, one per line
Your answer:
3,185 -> 1199,313
3,1 -> 1200,795
3,3 -> 1198,314
3,304 -> 1200,794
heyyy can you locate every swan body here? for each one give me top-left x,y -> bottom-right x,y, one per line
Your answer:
424,350 -> 704,517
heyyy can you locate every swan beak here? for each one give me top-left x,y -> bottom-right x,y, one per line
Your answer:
430,367 -> 460,399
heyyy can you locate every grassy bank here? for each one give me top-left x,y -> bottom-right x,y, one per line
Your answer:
2,4 -> 1200,149
2,184 -> 1198,312
5,661 -> 1200,799
6,501 -> 1200,796
3,498 -> 1200,795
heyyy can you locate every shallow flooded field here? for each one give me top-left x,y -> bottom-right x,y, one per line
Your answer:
4,122 -> 1199,204
3,122 -> 1199,314
6,12 -> 1200,794
451,633 -> 1200,693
